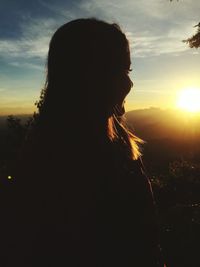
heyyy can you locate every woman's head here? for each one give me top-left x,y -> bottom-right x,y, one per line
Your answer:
35,18 -> 142,160
44,18 -> 133,118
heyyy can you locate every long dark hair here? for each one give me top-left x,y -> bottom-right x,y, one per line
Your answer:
28,18 -> 142,161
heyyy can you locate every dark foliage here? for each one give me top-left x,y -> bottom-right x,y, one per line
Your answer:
169,0 -> 200,49
151,160 -> 200,267
183,25 -> 200,48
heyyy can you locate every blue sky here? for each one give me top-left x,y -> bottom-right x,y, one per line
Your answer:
0,0 -> 200,114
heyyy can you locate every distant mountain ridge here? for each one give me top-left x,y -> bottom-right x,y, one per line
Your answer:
125,108 -> 200,141
0,108 -> 200,142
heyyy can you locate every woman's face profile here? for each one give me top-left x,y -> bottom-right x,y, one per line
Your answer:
112,51 -> 133,115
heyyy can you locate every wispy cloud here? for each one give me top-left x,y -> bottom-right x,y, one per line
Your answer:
78,0 -> 198,57
9,61 -> 44,71
0,17 -> 58,62
0,0 -> 199,66
130,34 -> 190,58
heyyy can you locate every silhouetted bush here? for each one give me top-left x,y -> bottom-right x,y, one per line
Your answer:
150,160 -> 200,267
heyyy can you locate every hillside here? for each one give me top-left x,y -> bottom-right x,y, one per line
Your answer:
1,109 -> 200,167
125,108 -> 200,171
125,108 -> 200,141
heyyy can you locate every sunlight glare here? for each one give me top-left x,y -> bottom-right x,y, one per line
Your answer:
177,87 -> 200,113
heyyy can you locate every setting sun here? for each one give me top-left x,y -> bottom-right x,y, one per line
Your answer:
177,87 -> 200,113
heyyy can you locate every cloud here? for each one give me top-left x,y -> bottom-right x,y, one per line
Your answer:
0,40 -> 22,57
78,0 -> 198,57
0,17 -> 58,65
0,0 -> 199,67
126,33 -> 186,58
9,61 -> 44,71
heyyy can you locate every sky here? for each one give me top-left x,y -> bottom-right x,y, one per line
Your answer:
0,0 -> 200,115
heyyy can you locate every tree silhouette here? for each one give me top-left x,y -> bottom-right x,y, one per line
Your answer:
170,0 -> 200,48
183,24 -> 200,48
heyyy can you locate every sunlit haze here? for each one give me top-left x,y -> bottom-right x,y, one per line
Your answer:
0,0 -> 199,115
177,87 -> 200,113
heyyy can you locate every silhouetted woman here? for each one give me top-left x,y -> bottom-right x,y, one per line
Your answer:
3,18 -> 164,266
